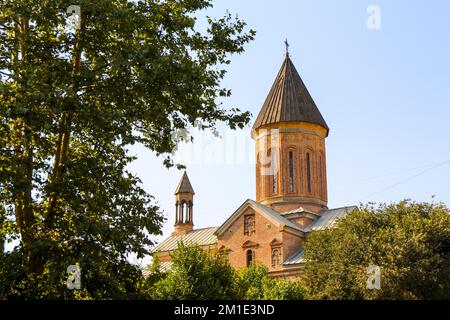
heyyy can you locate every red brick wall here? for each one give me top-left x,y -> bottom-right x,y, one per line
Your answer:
217,206 -> 303,272
254,122 -> 328,213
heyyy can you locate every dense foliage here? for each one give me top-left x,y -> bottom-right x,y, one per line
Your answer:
235,263 -> 305,300
149,243 -> 237,299
0,0 -> 254,299
302,200 -> 450,300
146,243 -> 305,300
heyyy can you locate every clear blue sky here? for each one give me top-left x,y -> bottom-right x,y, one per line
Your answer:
127,0 -> 450,265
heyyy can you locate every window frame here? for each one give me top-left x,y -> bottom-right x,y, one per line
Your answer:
288,150 -> 294,193
246,249 -> 254,267
306,151 -> 312,193
319,153 -> 323,197
270,148 -> 277,194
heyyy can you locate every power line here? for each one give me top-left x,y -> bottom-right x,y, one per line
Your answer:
358,159 -> 450,201
329,162 -> 439,188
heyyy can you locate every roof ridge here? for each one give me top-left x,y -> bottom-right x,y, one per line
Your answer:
249,200 -> 307,232
327,205 -> 358,211
190,226 -> 219,231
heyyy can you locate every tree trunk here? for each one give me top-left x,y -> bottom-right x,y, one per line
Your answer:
45,19 -> 83,229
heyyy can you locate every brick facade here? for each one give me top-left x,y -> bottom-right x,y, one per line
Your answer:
216,206 -> 305,274
254,121 -> 328,213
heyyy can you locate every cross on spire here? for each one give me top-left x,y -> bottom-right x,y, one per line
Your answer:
284,39 -> 289,56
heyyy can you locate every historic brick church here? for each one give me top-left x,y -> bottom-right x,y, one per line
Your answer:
152,50 -> 356,278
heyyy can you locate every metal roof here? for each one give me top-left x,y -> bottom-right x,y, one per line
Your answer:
283,249 -> 305,265
283,206 -> 357,266
252,53 -> 329,133
174,171 -> 195,194
249,200 -> 307,233
143,261 -> 173,277
159,261 -> 173,272
152,227 -> 218,253
305,206 -> 358,232
280,206 -> 319,216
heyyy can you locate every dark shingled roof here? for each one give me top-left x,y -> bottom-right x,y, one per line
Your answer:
174,171 -> 195,194
252,54 -> 329,134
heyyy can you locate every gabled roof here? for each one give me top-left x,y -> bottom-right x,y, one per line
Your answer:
174,171 -> 195,194
214,199 -> 306,237
252,54 -> 329,134
281,206 -> 320,217
305,206 -> 357,232
152,227 -> 217,253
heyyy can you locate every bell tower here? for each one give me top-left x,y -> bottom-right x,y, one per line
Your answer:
252,48 -> 329,213
172,171 -> 195,236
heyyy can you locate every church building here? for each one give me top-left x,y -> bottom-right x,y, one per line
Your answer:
152,50 -> 356,278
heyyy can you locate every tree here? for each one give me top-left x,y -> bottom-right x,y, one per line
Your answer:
302,200 -> 450,300
235,263 -> 305,300
0,203 -> 5,255
149,245 -> 305,300
262,278 -> 305,300
235,263 -> 269,299
0,0 -> 255,299
152,243 -> 237,300
141,254 -> 167,299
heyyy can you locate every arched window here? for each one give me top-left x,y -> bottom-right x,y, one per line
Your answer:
256,152 -> 261,195
271,149 -> 277,193
179,200 -> 186,223
319,154 -> 323,196
306,152 -> 312,193
246,249 -> 254,267
186,201 -> 193,223
271,248 -> 281,267
289,151 -> 294,192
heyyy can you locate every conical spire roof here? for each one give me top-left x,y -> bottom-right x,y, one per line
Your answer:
174,171 -> 195,194
252,53 -> 329,134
